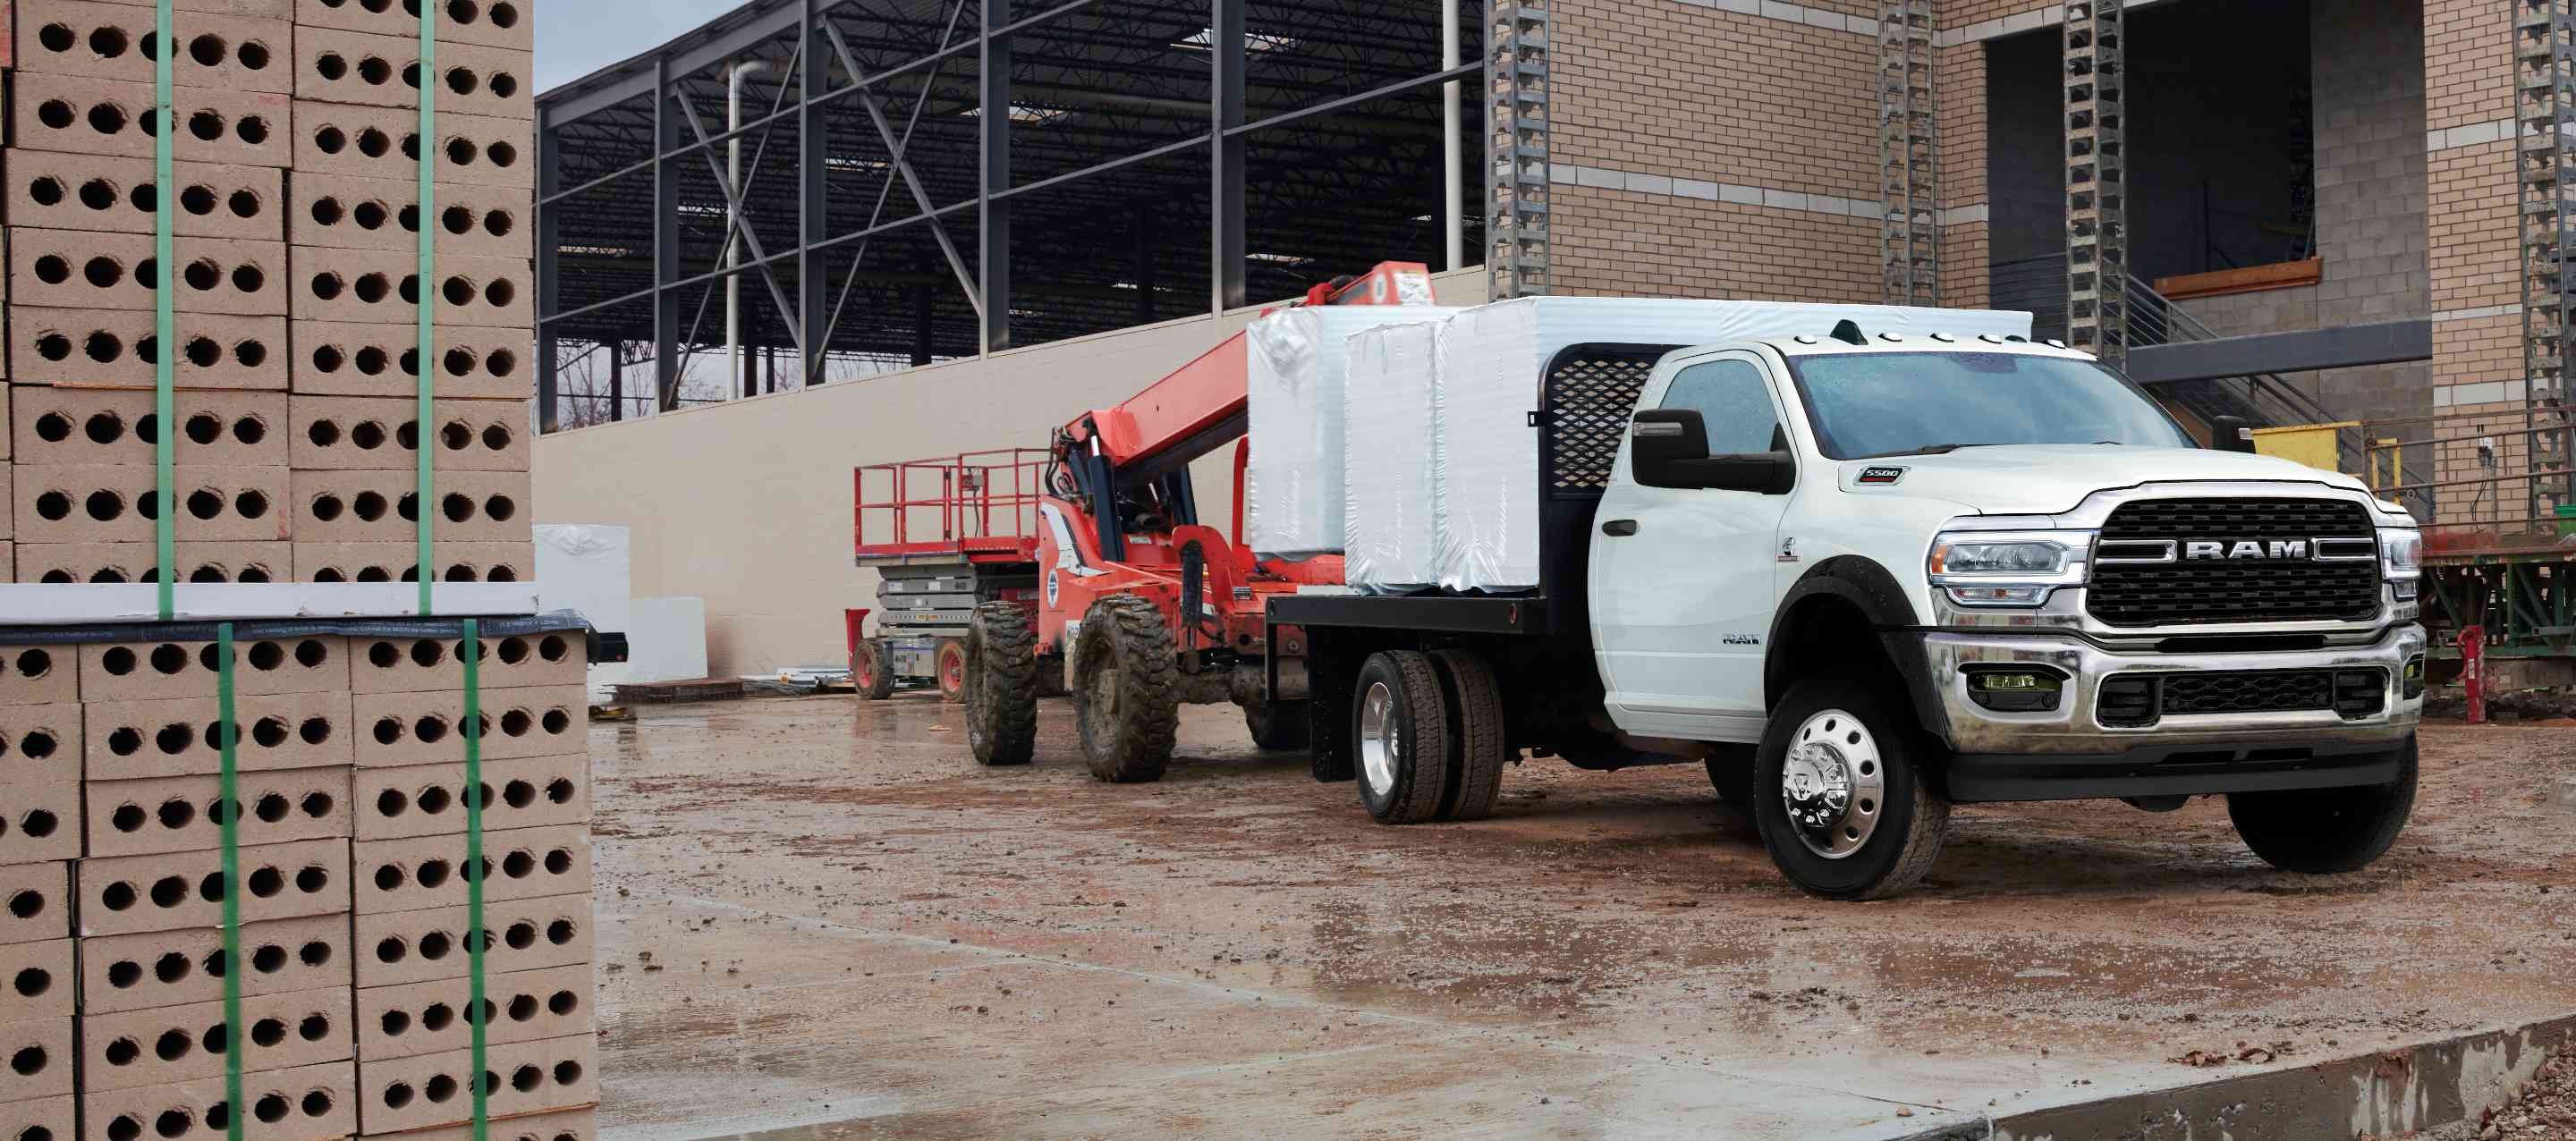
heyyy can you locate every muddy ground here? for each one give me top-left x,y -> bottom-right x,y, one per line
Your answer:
588,695 -> 2576,1140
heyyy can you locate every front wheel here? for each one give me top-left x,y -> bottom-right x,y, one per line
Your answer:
1750,680 -> 1950,900
2228,735 -> 2417,873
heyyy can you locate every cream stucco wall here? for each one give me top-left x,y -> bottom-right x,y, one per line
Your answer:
531,267 -> 1489,675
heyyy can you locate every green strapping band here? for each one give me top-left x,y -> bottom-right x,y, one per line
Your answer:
415,0 -> 439,615
153,0 -> 177,621
462,618 -> 488,1139
216,624 -> 245,1141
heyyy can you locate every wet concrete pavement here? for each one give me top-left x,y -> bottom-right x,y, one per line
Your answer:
589,694 -> 2576,1139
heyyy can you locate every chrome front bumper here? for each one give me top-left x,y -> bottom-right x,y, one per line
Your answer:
1916,623 -> 2425,757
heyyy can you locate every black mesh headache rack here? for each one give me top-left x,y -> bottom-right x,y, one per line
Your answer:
1267,342 -> 1682,638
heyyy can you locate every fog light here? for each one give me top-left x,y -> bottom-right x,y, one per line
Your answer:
1967,669 -> 2063,713
2392,578 -> 2419,601
2402,655 -> 2426,700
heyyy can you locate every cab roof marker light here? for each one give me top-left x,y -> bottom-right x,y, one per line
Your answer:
1877,333 -> 1905,342
1929,332 -> 1956,342
1977,334 -> 2004,343
1792,334 -> 1820,344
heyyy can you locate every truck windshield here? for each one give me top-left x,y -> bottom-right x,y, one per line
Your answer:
1784,351 -> 2195,461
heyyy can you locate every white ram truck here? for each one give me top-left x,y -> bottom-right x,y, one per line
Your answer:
1265,327 -> 2425,900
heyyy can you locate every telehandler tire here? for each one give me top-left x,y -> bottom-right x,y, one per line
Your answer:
963,603 -> 1038,766
1072,596 -> 1179,782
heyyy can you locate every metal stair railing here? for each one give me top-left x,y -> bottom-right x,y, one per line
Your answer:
2123,274 -> 2380,472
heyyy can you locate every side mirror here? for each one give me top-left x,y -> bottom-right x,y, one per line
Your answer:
2207,414 -> 2258,454
1631,410 -> 1796,494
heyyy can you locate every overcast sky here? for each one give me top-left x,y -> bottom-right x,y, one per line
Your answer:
536,0 -> 717,92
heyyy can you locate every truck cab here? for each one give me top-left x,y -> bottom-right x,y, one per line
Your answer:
1264,328 -> 2423,900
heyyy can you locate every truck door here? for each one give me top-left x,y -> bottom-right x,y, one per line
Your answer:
1589,352 -> 1795,741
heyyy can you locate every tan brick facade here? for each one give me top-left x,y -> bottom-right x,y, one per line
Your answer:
2428,141 -> 2519,317
2422,0 -> 2512,131
1552,185 -> 1879,300
1552,0 -> 1877,200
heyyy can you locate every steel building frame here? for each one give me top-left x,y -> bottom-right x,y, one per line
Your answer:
534,0 -> 1481,429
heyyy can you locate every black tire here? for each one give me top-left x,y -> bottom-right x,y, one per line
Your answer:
963,604 -> 1038,766
1071,596 -> 1179,782
934,638 -> 969,704
2228,734 -> 2417,874
1704,743 -> 1756,808
1750,679 -> 1950,900
852,639 -> 895,701
1244,701 -> 1311,751
1352,651 -> 1453,824
1428,648 -> 1507,822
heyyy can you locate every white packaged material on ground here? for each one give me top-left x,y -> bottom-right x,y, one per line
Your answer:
628,596 -> 708,682
1342,320 -> 1444,590
534,524 -> 633,636
1245,305 -> 1457,559
1431,298 -> 2035,592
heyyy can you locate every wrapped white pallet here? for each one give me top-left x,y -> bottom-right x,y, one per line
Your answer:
1245,306 -> 1457,559
1433,298 -> 2035,591
1342,320 -> 1445,591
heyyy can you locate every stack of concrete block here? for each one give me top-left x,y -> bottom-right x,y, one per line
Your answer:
0,0 -> 539,585
0,650 -> 84,1141
72,631 -> 358,1141
284,0 -> 534,587
0,624 -> 602,1141
343,630 -> 594,1136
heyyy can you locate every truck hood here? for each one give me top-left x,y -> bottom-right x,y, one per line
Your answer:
1836,444 -> 2383,518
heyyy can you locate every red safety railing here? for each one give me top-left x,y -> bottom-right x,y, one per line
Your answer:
853,448 -> 1050,562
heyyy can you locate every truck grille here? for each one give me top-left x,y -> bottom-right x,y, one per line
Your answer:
2087,497 -> 2381,626
2097,669 -> 2387,727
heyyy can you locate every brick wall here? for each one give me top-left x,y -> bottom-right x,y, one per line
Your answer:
2418,0 -> 2521,524
1935,38 -> 1991,308
1550,0 -> 1876,199
1547,0 -> 1883,297
1550,185 -> 1880,300
2423,0 -> 2512,131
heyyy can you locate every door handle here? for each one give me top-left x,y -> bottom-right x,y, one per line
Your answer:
1601,519 -> 1638,537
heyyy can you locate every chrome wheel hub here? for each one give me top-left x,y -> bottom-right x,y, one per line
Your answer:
1781,709 -> 1885,860
1358,681 -> 1398,798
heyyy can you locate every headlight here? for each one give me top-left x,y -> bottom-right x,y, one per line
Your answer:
2379,528 -> 2421,579
1928,531 -> 2091,606
1928,537 -> 2081,579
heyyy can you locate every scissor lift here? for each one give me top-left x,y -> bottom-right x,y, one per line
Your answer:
852,450 -> 1046,700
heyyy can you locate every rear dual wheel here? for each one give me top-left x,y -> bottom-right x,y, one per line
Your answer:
1352,648 -> 1508,824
